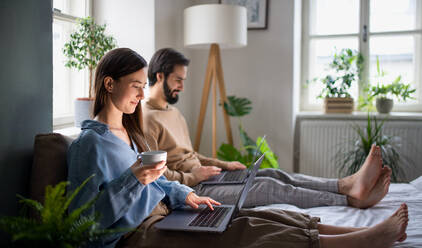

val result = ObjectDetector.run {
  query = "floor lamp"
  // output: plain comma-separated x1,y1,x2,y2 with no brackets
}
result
184,4,247,157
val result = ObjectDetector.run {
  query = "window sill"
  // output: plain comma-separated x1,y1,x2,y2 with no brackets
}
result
296,111,422,121
54,126,81,139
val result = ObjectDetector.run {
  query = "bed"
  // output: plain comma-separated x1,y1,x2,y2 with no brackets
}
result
32,133,421,247
256,176,422,247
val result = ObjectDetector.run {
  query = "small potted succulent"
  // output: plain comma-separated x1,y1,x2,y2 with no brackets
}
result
359,57,416,114
311,48,364,113
63,17,116,127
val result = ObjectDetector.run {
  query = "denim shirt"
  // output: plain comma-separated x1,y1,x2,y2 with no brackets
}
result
67,120,193,247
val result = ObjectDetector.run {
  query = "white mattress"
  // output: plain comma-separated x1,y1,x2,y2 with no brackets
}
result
255,176,422,247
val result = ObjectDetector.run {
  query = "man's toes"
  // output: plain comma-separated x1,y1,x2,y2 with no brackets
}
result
398,233,407,242
383,165,392,175
369,144,377,156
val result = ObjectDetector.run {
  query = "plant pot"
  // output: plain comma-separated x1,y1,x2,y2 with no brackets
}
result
376,98,393,114
324,97,354,113
74,98,94,127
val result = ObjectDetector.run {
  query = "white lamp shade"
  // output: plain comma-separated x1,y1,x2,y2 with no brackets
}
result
184,4,247,49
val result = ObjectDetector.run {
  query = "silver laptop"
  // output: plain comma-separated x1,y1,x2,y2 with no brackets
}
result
154,154,265,233
201,135,266,185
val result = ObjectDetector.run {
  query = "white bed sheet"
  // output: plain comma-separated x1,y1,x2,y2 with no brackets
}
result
255,177,422,247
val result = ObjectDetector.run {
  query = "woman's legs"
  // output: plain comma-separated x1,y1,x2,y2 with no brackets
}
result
319,203,409,248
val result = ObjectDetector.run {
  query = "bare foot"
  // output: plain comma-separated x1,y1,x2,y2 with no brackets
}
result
368,203,409,247
319,204,408,248
340,144,383,200
348,166,390,208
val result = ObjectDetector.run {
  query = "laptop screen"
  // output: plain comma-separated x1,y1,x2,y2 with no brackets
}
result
233,154,265,214
250,135,266,167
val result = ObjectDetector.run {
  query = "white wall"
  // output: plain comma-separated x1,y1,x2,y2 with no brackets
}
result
155,0,195,126
155,0,297,172
93,0,155,62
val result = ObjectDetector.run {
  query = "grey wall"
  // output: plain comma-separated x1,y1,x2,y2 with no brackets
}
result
155,0,297,172
0,0,52,219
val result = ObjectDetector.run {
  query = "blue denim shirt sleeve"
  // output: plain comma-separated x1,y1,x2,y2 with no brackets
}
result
67,131,165,234
155,175,193,209
67,120,199,248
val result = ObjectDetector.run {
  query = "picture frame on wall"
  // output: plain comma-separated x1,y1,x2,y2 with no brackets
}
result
220,0,268,29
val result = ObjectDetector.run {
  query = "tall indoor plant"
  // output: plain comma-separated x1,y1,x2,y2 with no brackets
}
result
217,95,279,169
311,48,364,113
63,16,116,126
334,114,409,182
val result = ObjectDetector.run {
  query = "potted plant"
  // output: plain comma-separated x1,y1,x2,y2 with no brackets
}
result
311,48,364,113
63,16,116,127
359,57,415,114
217,95,279,169
0,175,126,247
334,114,412,182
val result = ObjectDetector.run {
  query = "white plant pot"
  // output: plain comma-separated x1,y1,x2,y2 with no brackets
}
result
74,98,94,127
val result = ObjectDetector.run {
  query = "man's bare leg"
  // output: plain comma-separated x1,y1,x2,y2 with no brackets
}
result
319,203,409,248
338,144,383,200
347,166,391,208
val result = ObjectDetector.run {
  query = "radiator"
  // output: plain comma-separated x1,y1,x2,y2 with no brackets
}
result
296,117,422,182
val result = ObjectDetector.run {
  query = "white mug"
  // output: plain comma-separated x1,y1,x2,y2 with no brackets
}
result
139,151,167,166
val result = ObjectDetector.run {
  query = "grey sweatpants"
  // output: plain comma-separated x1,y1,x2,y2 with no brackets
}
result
193,168,348,208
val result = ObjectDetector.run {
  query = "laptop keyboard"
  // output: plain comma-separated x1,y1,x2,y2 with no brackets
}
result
188,206,230,228
222,170,248,182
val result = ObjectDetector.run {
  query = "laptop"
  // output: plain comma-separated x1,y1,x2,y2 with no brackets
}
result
155,153,265,233
201,135,266,185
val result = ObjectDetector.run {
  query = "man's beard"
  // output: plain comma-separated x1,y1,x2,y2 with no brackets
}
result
163,78,179,105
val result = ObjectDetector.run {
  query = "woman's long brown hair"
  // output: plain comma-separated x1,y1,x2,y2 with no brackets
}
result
93,48,148,151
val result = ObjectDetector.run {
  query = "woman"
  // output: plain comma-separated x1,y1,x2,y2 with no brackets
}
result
68,48,409,248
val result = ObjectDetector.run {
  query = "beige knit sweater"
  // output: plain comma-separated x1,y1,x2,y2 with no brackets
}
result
142,99,230,187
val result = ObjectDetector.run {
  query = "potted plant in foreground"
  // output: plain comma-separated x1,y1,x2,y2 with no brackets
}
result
311,48,363,113
63,16,116,127
359,57,415,114
0,176,126,247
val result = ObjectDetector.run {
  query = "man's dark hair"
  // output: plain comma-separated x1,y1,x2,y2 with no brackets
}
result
148,48,190,86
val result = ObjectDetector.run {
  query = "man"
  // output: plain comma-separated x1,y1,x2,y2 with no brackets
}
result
142,48,391,209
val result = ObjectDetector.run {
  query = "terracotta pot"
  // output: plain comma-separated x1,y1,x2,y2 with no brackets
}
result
74,98,94,127
376,98,393,114
324,97,354,113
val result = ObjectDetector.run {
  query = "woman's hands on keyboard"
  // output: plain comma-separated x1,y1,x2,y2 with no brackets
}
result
185,192,221,210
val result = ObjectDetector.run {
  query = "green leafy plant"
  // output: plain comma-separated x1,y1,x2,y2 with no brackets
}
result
310,48,364,99
358,57,416,110
0,175,126,247
334,114,407,182
63,16,116,98
217,96,279,169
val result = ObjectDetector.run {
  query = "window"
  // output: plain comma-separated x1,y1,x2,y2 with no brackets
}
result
52,0,91,128
301,0,422,112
